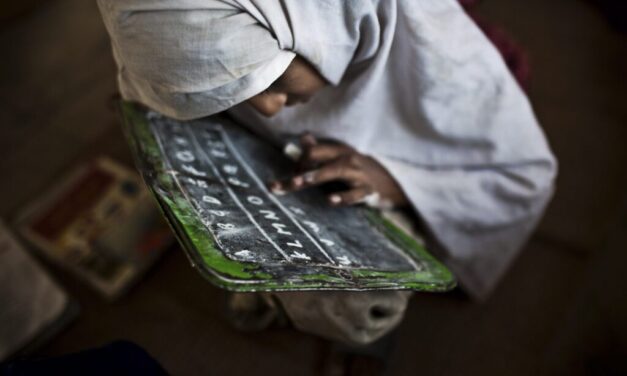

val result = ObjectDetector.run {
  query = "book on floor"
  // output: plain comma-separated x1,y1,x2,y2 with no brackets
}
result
15,157,174,299
0,220,78,361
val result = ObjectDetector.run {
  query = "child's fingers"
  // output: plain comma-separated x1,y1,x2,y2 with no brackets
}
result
328,187,373,206
299,132,317,148
295,158,363,189
299,144,353,171
269,180,287,195
297,133,320,170
297,133,353,171
269,175,307,193
270,157,363,194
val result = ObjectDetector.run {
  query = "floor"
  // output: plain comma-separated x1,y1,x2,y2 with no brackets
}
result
1,0,625,375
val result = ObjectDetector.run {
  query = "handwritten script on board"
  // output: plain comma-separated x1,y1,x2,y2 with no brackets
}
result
121,102,456,292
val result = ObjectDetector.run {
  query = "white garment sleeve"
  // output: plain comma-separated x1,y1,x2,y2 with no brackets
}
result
374,154,556,300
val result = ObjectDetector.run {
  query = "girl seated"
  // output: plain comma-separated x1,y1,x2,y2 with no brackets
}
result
98,0,556,346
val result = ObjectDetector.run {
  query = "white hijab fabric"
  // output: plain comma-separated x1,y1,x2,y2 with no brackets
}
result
99,0,557,300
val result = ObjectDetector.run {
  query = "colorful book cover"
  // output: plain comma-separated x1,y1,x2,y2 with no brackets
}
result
15,157,173,299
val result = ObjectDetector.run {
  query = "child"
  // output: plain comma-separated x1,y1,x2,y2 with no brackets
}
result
98,0,556,346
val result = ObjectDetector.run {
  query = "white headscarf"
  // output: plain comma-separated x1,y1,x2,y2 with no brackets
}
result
99,0,557,300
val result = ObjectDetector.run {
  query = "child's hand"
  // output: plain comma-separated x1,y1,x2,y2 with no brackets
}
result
270,134,409,208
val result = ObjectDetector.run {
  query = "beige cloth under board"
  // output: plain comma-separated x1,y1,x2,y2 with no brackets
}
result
272,290,412,346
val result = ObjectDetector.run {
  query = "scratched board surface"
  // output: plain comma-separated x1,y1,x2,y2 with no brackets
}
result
121,102,455,292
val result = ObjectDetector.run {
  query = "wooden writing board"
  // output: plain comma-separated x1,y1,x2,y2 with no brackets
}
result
120,102,456,292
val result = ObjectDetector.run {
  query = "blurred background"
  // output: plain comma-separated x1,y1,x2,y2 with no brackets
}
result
1,0,626,374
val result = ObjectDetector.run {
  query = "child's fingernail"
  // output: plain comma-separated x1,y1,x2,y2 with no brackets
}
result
284,142,303,161
292,176,304,187
329,195,342,205
270,182,286,196
303,172,316,183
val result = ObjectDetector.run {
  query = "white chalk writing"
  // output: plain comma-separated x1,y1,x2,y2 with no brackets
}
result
272,223,292,236
176,150,195,162
202,195,221,205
